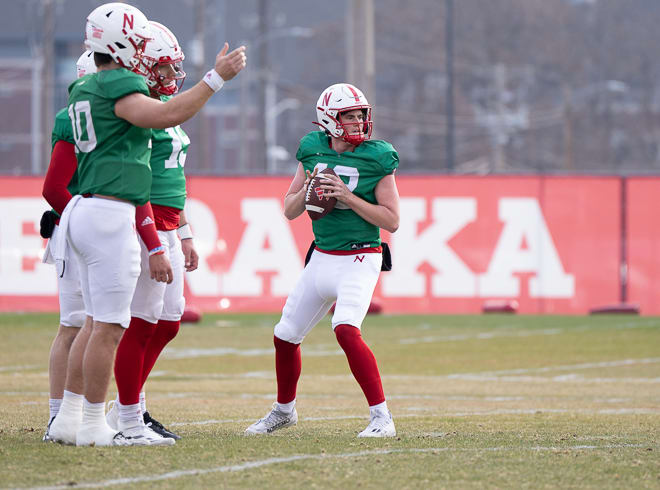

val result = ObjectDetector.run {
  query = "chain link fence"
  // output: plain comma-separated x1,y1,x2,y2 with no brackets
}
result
2,0,659,176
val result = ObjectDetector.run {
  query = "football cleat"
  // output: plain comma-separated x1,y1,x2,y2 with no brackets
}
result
76,422,119,447
144,411,180,440
244,403,298,435
113,424,176,446
48,413,80,446
357,410,396,438
42,416,55,442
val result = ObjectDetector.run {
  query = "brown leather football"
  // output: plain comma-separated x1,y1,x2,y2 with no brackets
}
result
305,167,338,220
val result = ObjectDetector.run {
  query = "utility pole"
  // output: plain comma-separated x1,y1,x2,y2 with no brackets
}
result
444,0,455,172
346,0,375,105
562,85,574,171
257,0,269,173
41,0,55,175
239,40,249,173
194,0,208,172
493,63,507,172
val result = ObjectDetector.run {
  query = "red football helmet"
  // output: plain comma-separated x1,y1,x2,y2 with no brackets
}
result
314,83,373,146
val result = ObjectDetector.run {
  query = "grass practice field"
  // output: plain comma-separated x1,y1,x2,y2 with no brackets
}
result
1,312,659,489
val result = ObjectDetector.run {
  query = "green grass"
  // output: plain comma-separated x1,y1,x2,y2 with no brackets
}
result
1,313,659,489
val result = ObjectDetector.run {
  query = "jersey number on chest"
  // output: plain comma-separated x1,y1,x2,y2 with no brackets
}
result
164,126,190,168
314,163,359,210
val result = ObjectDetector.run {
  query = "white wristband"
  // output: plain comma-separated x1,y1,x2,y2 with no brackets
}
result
177,223,193,240
202,69,225,93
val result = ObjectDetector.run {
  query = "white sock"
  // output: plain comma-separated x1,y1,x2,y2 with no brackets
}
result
369,401,388,416
139,391,146,415
57,390,84,420
81,398,106,427
117,400,143,430
276,400,296,414
49,398,62,420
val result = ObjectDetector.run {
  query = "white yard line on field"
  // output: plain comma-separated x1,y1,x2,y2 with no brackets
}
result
161,347,341,360
400,328,563,344
25,444,651,490
401,319,658,345
441,375,660,384
448,357,660,377
169,407,660,427
0,391,49,396
0,364,42,372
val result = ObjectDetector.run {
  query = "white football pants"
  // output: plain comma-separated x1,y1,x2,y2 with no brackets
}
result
273,249,382,344
130,229,185,324
66,197,141,328
43,224,85,328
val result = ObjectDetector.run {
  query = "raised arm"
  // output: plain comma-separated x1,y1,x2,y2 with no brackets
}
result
115,43,246,129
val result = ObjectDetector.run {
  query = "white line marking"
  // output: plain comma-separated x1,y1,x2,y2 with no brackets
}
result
25,444,651,489
457,357,660,376
441,375,660,384
0,364,42,372
0,391,49,396
399,320,659,345
161,347,341,360
170,408,660,427
400,328,562,345
144,365,660,384
148,371,275,379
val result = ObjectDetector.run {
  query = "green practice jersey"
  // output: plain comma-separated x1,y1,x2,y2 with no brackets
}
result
67,68,152,205
50,107,79,217
149,95,189,210
296,131,399,251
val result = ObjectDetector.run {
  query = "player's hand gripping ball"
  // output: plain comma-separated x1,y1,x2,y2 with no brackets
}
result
305,168,338,220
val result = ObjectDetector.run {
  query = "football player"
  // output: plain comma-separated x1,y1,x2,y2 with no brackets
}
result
48,2,246,447
42,50,173,445
245,83,400,437
40,51,96,442
106,21,198,442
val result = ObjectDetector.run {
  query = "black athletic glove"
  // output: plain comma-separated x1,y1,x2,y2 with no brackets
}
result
39,210,58,239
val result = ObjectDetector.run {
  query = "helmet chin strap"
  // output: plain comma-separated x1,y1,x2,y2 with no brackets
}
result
339,120,369,146
342,132,366,146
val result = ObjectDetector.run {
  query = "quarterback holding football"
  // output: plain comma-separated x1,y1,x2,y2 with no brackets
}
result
246,83,400,437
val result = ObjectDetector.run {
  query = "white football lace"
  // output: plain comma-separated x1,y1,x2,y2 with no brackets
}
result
304,179,315,202
263,409,291,427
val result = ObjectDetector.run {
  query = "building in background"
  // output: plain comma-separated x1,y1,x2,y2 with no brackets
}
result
0,0,657,177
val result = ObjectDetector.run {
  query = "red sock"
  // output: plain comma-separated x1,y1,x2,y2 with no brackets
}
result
274,335,301,404
141,319,180,387
334,324,385,406
115,317,157,405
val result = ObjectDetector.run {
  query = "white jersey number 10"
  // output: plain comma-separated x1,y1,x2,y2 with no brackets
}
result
68,101,97,153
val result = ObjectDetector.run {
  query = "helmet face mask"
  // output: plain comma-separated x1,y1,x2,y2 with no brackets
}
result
337,108,372,146
314,83,373,146
84,2,152,74
150,61,186,96
138,21,186,96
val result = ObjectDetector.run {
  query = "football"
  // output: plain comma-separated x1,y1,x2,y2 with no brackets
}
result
305,168,338,220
